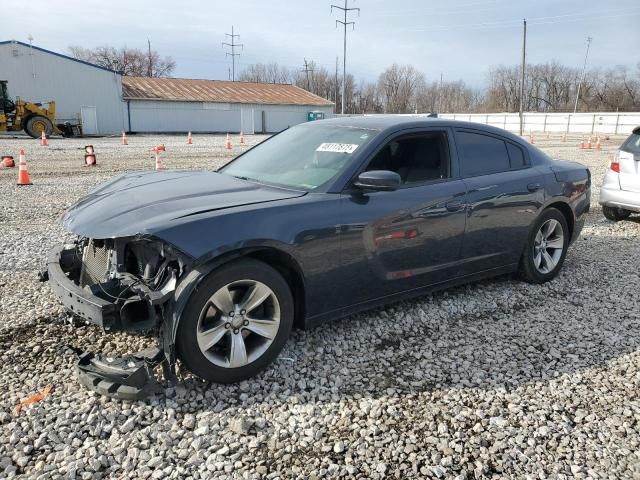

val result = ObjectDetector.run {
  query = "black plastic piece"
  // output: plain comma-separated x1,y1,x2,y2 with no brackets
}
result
76,347,166,400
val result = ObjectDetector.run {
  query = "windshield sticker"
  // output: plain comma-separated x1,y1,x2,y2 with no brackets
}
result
316,143,359,154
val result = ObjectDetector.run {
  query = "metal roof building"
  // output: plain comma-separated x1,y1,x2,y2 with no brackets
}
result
0,40,334,135
122,77,334,134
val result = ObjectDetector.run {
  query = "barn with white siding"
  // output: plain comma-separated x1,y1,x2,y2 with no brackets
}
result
122,77,334,134
0,40,334,135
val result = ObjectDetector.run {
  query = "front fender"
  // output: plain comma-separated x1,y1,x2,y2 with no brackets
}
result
167,243,302,349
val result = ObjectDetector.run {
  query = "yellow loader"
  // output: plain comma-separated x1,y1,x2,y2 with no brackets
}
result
0,80,62,138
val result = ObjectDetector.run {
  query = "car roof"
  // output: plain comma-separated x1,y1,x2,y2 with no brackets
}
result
317,115,528,145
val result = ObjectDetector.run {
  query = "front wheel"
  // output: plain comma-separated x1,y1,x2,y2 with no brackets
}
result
176,258,294,383
519,208,569,284
25,115,54,138
602,206,631,222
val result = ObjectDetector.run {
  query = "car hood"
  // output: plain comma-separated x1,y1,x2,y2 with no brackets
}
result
61,170,306,238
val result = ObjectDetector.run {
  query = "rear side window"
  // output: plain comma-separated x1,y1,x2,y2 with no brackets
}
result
621,132,640,155
456,131,510,177
507,143,526,168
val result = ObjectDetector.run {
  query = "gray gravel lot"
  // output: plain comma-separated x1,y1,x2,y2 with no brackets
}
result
1,131,639,479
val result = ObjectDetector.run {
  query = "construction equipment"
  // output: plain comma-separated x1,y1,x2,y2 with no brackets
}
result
0,80,62,138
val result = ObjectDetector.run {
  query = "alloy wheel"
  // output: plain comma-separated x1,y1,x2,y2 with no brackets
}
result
533,219,564,274
196,279,281,368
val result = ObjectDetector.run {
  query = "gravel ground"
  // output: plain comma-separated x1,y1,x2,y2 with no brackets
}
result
1,131,639,479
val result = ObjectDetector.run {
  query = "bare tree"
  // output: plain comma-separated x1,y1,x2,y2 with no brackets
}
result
68,45,176,77
378,64,425,113
238,63,291,84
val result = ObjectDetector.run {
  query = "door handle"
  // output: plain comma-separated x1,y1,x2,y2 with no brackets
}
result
527,183,541,192
445,201,464,212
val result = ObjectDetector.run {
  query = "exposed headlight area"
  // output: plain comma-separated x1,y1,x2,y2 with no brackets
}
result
54,236,189,332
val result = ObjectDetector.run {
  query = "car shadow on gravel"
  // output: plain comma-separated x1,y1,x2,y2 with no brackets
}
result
3,233,638,410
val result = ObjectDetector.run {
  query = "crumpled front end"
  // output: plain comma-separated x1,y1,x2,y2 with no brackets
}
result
46,235,192,399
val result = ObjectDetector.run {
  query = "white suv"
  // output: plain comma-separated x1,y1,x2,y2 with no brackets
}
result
600,127,640,221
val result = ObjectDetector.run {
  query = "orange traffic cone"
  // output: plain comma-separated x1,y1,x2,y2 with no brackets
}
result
587,136,592,149
187,131,193,145
84,145,97,166
17,149,32,185
579,138,585,149
595,136,601,150
41,130,48,146
1,155,14,168
239,131,245,144
225,133,232,150
155,149,165,170
122,131,128,145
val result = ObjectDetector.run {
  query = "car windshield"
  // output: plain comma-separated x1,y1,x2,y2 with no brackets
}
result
221,123,379,191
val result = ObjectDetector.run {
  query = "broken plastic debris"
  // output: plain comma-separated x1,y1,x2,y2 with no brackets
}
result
14,385,53,413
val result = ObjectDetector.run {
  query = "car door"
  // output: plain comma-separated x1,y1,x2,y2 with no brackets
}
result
454,129,544,274
335,128,468,308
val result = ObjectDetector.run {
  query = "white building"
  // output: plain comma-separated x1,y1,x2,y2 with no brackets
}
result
0,40,125,134
122,76,334,134
0,40,334,135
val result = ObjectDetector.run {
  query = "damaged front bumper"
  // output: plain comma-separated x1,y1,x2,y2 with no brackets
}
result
47,239,189,399
47,244,176,331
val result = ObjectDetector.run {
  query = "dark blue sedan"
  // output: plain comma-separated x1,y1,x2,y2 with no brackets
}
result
47,116,590,393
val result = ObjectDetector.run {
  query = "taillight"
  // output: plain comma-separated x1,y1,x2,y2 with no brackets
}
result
610,152,620,173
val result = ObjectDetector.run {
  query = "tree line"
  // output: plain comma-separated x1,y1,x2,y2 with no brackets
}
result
68,45,176,78
67,45,639,113
239,60,640,114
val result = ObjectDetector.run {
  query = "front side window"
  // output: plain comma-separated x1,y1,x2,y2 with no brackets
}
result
221,123,379,191
456,131,510,177
365,131,451,185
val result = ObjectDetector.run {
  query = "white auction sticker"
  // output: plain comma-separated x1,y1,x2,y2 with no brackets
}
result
316,143,359,154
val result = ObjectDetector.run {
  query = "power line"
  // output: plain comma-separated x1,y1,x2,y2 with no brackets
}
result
331,0,360,114
222,25,243,81
401,6,640,32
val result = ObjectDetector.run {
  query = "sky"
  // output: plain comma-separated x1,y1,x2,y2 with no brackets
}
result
4,0,640,88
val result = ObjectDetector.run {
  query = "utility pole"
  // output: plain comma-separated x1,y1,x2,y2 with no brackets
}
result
437,71,443,113
573,36,593,114
331,0,359,114
519,19,527,136
222,26,243,81
335,56,339,106
302,59,314,91
147,38,153,77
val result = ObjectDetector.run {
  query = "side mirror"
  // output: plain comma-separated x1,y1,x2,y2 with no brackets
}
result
354,170,401,192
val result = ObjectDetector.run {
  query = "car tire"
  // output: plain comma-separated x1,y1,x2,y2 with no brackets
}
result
176,258,294,383
602,205,631,222
519,208,569,284
25,115,54,138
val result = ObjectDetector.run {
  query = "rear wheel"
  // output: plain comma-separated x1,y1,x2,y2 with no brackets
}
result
602,206,631,222
25,115,54,138
519,208,569,284
176,258,294,383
